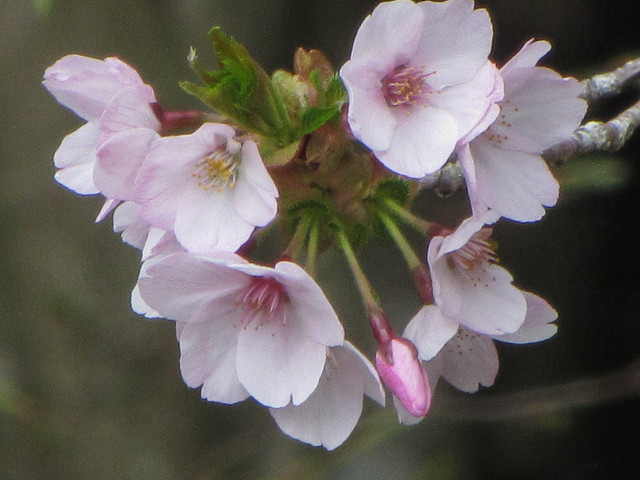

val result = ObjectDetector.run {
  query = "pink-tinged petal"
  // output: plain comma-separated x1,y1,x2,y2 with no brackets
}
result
232,140,278,227
112,201,149,249
431,211,498,258
341,62,397,152
138,252,247,321
174,186,254,252
457,143,485,217
376,337,431,418
381,106,458,177
414,0,492,88
438,328,499,393
269,343,383,450
43,55,145,121
272,261,344,346
493,68,586,153
178,317,249,404
135,135,210,230
131,282,160,318
94,198,120,222
236,316,326,408
471,141,559,222
432,62,503,145
347,0,424,72
496,292,558,344
404,305,459,361
95,128,159,200
53,122,100,194
98,84,159,141
501,40,551,75
433,257,527,335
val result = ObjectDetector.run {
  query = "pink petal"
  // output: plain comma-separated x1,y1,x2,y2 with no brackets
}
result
178,318,249,404
495,292,558,344
404,305,459,361
347,0,424,72
414,0,492,88
138,252,248,321
439,328,499,392
95,127,159,200
501,39,551,75
236,315,327,408
471,141,559,222
52,122,100,194
381,106,458,177
272,261,345,347
341,62,397,152
232,140,278,227
269,343,383,450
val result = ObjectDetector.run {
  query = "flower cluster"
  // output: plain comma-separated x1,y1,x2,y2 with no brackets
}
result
44,0,586,449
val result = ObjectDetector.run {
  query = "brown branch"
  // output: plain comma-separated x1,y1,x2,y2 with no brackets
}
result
581,57,640,102
543,98,640,166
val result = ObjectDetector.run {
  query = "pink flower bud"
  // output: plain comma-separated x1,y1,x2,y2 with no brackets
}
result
375,337,431,418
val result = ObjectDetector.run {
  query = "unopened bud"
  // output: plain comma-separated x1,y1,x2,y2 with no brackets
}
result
375,337,431,417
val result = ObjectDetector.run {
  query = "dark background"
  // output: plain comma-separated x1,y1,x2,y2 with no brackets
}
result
1,1,639,478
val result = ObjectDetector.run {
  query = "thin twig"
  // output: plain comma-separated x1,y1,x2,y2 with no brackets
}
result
543,98,640,166
581,57,640,102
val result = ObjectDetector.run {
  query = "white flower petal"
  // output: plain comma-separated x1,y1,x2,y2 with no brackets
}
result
237,315,326,408
178,319,249,404
404,305,459,360
438,328,499,393
495,292,558,344
269,343,382,450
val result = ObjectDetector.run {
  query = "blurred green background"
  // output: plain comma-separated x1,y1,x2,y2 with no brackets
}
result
1,0,639,478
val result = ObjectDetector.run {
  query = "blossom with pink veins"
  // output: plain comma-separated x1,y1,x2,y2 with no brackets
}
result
134,123,278,253
396,292,557,424
138,253,345,408
426,211,527,345
340,0,502,178
269,342,385,450
43,55,156,198
457,39,588,222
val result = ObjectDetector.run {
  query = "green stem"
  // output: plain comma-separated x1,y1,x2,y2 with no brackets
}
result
305,218,320,275
383,198,433,235
377,210,422,271
334,227,378,309
283,215,312,262
335,226,394,345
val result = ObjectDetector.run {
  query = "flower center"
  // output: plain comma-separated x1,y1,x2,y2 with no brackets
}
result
448,228,497,271
192,142,240,192
381,65,433,107
235,276,289,328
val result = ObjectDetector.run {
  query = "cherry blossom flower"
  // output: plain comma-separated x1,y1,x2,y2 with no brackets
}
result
138,253,345,408
43,55,156,196
340,0,501,178
269,342,385,450
409,292,557,392
395,292,557,424
134,123,278,253
425,212,527,349
458,40,588,222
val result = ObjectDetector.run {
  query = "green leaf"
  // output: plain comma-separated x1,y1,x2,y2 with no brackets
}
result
182,27,295,144
374,178,411,206
300,106,340,135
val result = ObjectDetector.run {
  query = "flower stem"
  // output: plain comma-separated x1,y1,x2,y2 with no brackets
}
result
335,225,394,344
305,218,320,275
383,198,433,235
282,215,312,262
377,210,422,271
